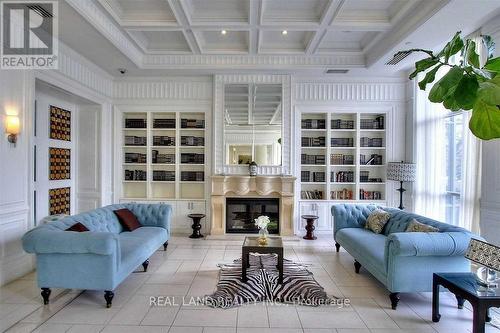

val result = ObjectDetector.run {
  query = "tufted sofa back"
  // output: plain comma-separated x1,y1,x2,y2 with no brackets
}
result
382,208,467,235
332,204,379,236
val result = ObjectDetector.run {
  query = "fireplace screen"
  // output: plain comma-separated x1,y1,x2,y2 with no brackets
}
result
226,198,279,234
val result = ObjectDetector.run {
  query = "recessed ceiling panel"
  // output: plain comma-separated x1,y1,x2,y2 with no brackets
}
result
335,0,410,23
182,0,250,24
128,30,191,53
261,0,330,25
318,30,380,52
260,31,314,54
100,0,177,26
197,30,249,53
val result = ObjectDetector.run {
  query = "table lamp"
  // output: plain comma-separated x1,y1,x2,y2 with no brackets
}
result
386,161,416,210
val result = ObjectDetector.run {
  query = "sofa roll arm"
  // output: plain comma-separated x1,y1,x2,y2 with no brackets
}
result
22,229,119,255
386,232,476,257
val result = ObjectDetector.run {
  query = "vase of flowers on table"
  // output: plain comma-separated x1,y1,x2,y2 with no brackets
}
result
255,215,270,246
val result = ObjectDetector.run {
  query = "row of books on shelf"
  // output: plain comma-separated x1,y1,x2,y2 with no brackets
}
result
331,137,354,147
181,136,204,146
301,171,325,182
301,119,326,129
301,136,326,147
181,119,204,129
125,170,147,181
360,190,383,200
181,171,204,181
125,118,205,129
125,153,146,164
152,151,175,164
301,190,323,200
331,189,353,200
153,170,175,181
332,171,354,183
360,116,384,130
330,154,354,165
153,136,175,146
181,153,204,164
359,171,383,183
360,154,383,165
331,119,355,129
124,136,146,146
360,137,383,147
301,154,325,165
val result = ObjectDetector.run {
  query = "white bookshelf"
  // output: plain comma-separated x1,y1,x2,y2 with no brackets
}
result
299,111,388,202
121,111,207,201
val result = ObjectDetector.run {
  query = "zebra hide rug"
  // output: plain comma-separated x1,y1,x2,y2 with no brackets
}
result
205,253,337,308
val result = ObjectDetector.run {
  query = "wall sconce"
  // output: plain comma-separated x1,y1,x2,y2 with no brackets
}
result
5,115,20,145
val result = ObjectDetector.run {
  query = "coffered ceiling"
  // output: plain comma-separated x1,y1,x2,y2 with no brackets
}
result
97,0,416,55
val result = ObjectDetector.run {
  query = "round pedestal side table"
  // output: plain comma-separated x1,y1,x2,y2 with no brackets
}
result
301,215,319,240
188,214,205,239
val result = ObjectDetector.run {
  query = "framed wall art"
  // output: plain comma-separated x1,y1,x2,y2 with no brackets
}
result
49,105,71,141
49,187,71,215
49,147,71,180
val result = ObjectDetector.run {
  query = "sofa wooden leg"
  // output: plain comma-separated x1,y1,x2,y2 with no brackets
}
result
354,260,361,274
104,290,114,308
142,259,149,272
390,293,400,310
335,242,340,252
163,241,168,251
41,288,51,305
456,296,465,309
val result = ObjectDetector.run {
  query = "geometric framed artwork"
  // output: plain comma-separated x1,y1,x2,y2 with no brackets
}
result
49,147,71,180
465,238,500,271
49,105,71,141
49,187,70,215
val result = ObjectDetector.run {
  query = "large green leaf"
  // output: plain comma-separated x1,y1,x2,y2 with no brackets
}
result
466,40,480,68
418,64,442,90
477,81,500,105
409,58,439,79
438,32,464,62
453,75,478,110
469,99,500,140
484,57,500,72
428,67,464,103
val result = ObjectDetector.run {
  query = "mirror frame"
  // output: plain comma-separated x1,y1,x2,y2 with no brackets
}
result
214,74,291,175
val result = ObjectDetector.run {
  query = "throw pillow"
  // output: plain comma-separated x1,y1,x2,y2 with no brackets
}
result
65,222,89,232
365,209,391,234
405,219,439,232
114,208,142,231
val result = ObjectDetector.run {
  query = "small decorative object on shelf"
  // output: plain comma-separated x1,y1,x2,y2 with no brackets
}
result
465,238,500,289
386,161,416,209
249,161,258,177
255,215,270,246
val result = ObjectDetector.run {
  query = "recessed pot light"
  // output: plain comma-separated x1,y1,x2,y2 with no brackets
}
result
221,30,227,35
282,30,288,35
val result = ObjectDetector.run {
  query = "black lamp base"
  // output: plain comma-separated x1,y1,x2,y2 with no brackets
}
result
396,181,406,210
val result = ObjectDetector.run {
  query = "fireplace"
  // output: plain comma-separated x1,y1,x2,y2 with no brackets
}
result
226,198,279,234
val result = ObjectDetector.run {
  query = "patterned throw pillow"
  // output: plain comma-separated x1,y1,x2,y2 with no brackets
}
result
365,209,391,234
405,219,439,232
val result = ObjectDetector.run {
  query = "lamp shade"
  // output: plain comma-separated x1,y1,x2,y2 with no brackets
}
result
5,115,20,134
465,238,500,271
386,162,416,182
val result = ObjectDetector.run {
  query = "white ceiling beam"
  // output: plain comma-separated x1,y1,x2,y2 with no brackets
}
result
167,0,201,54
269,102,281,125
249,0,261,54
306,0,344,55
224,109,232,124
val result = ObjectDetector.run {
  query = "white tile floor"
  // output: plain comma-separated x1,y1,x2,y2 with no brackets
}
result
1,235,499,333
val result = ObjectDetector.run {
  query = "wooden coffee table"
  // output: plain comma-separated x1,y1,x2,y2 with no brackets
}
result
242,236,284,284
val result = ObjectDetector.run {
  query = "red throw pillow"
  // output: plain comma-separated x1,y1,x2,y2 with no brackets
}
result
65,222,89,232
114,208,142,231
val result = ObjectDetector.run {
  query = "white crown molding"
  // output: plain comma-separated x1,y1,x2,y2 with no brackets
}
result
65,0,143,66
295,80,406,102
113,77,213,100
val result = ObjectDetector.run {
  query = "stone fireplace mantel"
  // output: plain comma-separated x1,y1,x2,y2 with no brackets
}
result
210,175,296,236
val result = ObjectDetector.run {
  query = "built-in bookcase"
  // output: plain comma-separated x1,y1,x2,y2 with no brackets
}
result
121,111,206,200
300,111,388,203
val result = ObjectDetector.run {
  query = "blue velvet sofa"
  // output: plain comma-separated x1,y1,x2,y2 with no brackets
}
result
332,204,479,309
22,203,171,307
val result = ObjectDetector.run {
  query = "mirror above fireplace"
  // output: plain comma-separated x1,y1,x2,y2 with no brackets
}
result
224,84,282,166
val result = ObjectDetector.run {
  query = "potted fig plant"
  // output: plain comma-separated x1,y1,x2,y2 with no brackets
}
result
398,31,500,140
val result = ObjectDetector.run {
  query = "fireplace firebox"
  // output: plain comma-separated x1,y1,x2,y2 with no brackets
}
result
226,198,279,234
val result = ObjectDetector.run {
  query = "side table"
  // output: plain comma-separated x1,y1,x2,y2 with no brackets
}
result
301,215,318,240
432,272,500,333
188,214,205,239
